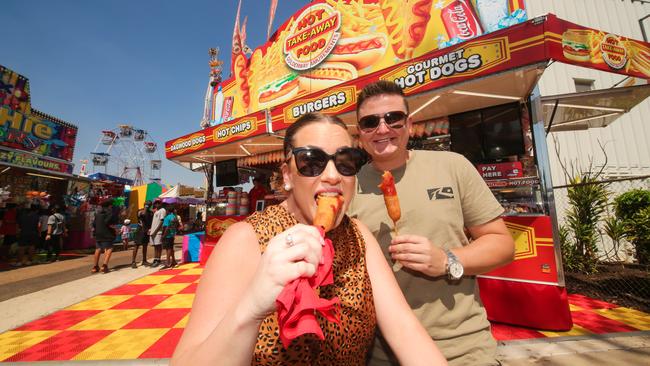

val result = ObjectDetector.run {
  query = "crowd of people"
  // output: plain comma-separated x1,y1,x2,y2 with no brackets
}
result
0,203,69,266
0,197,188,273
92,199,182,273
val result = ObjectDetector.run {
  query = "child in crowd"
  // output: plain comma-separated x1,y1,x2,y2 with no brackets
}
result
121,219,131,250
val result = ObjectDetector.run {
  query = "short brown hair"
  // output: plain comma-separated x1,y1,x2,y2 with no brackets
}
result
356,80,409,117
283,112,348,156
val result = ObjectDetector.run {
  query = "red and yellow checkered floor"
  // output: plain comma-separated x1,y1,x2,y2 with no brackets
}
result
1,263,649,362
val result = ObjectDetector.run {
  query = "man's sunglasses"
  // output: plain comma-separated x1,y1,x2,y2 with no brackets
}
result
286,146,368,177
357,110,408,132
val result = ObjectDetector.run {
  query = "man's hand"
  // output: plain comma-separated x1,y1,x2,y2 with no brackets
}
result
389,234,447,277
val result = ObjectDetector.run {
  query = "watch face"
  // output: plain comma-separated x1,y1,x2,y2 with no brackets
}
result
449,262,464,279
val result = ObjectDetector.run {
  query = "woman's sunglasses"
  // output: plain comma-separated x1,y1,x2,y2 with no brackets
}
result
286,146,368,177
357,110,408,132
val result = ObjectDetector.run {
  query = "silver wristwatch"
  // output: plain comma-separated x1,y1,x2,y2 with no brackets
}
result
445,249,464,280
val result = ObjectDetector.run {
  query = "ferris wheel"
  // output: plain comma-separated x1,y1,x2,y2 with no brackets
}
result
90,124,162,186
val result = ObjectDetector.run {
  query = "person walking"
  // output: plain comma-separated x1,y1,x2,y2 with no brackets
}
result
45,205,67,262
149,201,166,267
37,207,50,255
348,81,515,366
16,204,39,266
132,201,153,268
92,199,116,273
0,203,19,263
161,206,178,268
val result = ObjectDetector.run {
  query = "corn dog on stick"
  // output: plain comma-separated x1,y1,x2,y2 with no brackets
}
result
313,194,344,233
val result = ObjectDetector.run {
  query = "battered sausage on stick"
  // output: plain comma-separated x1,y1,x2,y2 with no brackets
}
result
378,171,401,232
313,194,344,233
379,171,403,271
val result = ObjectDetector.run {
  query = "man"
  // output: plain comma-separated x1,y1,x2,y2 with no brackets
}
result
0,203,19,262
92,199,116,273
16,204,40,266
348,80,515,365
132,201,153,268
248,176,269,212
161,205,178,268
45,205,67,262
149,201,167,267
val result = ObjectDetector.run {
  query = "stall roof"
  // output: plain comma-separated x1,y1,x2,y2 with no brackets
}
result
541,84,650,132
166,14,650,167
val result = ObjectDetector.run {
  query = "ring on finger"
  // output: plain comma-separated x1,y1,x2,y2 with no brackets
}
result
286,233,294,247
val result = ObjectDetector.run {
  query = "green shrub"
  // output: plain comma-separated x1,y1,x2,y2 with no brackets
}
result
614,189,650,265
603,215,627,261
563,174,609,273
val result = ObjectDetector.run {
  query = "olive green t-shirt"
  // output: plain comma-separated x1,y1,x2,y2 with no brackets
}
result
348,150,504,366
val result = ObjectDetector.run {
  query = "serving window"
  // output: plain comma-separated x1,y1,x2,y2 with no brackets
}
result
410,102,545,216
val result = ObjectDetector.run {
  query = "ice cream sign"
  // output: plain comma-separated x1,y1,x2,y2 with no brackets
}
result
284,3,341,70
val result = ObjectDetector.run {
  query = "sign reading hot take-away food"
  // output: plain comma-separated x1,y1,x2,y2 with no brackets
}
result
210,0,528,123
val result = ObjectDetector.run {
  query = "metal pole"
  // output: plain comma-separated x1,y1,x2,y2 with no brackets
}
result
639,14,650,42
529,86,566,287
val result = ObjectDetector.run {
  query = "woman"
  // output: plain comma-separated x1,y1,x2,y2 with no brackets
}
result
172,113,446,365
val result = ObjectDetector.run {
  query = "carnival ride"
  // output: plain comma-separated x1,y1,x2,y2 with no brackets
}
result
90,124,162,186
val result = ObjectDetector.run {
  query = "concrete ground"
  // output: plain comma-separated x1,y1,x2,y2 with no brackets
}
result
1,243,648,365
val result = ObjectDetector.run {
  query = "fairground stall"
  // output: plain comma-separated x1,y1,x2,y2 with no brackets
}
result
166,0,650,331
0,65,78,207
0,65,93,250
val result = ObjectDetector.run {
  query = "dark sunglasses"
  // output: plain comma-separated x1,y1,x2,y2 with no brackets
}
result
286,146,368,177
358,110,408,132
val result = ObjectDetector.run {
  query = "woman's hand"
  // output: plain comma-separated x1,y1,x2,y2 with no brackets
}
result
244,224,324,320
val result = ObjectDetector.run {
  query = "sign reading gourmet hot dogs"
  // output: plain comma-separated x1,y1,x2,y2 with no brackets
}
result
382,37,508,93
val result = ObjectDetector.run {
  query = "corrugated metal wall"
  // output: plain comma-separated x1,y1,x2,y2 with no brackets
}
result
527,0,650,184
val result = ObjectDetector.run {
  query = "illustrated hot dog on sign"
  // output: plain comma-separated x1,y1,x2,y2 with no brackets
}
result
380,0,434,59
325,0,388,69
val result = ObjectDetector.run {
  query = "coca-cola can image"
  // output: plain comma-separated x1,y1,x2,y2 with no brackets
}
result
441,0,483,41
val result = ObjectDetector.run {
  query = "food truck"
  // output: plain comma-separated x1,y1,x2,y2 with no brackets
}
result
165,0,650,330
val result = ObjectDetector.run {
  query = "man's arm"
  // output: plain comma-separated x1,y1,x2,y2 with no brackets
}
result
451,217,514,275
390,218,514,277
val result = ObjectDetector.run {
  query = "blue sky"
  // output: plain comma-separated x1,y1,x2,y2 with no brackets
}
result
1,0,306,187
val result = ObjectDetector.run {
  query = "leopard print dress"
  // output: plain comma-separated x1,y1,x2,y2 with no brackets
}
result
246,204,377,365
